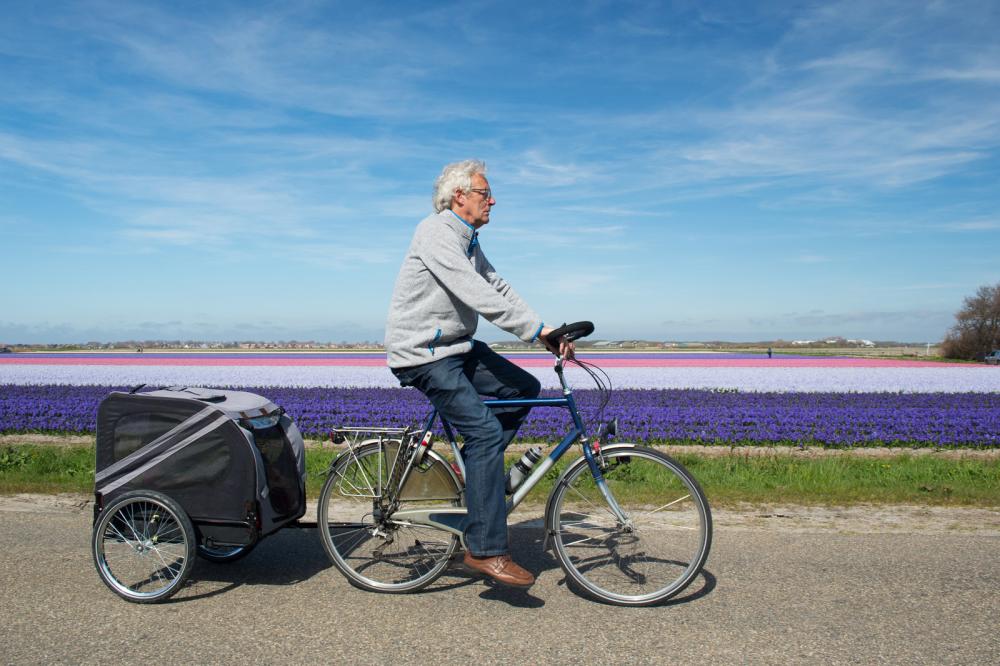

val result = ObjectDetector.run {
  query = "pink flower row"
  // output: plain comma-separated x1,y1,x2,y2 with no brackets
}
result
0,356,959,368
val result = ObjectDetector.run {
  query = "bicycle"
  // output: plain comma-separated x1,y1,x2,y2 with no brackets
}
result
317,322,712,606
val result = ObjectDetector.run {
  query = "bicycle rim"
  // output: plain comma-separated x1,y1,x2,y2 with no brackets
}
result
550,447,712,606
318,443,460,593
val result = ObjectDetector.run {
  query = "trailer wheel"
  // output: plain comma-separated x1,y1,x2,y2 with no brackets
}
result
197,543,255,563
92,490,196,603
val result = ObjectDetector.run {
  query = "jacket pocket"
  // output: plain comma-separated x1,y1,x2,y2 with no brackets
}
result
428,328,442,356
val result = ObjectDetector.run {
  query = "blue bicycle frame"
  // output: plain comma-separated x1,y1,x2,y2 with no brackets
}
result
389,357,628,541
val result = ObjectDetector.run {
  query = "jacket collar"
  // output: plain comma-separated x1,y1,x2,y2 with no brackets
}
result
441,210,479,256
443,209,476,240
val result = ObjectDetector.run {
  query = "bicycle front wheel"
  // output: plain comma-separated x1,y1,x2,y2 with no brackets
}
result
548,446,712,606
318,442,462,593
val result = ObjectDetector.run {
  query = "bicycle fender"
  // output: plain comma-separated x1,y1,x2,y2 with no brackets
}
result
541,442,641,552
325,441,464,495
326,439,465,480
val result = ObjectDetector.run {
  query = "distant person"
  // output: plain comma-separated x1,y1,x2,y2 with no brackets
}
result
767,347,773,359
384,159,574,589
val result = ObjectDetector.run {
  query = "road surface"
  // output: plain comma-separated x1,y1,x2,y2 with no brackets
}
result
1,496,997,665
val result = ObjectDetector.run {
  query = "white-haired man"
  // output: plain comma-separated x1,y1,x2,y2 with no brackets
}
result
385,159,572,588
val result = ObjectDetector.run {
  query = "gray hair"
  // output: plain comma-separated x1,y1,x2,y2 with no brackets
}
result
432,159,487,213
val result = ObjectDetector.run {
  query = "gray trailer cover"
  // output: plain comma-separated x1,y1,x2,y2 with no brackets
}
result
95,387,306,542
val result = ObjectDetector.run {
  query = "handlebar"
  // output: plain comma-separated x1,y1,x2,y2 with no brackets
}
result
543,321,594,349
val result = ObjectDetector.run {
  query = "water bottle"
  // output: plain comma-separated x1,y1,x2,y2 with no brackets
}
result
505,446,543,494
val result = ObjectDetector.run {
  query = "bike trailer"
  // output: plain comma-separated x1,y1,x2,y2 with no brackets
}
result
94,386,306,547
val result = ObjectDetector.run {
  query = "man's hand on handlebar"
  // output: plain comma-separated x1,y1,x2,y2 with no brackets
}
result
540,326,576,360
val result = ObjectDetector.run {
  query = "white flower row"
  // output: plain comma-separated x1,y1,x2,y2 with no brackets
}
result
1,364,998,392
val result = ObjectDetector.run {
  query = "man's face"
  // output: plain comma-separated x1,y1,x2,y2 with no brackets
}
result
453,173,495,228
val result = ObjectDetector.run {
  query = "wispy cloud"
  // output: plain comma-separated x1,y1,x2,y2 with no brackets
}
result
938,220,1000,232
881,283,967,292
505,149,600,188
799,48,898,73
788,308,951,327
490,222,632,249
556,205,663,218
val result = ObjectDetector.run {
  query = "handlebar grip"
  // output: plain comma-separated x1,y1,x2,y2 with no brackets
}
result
543,321,594,347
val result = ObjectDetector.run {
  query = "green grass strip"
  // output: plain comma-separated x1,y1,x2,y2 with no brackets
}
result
0,444,96,494
672,452,1000,506
2,444,998,507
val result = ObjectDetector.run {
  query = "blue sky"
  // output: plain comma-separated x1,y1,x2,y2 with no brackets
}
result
1,0,998,344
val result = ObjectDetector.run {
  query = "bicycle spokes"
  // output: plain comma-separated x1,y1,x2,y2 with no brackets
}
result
549,447,711,606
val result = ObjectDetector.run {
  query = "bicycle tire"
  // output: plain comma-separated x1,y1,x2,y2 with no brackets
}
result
318,442,462,593
92,490,196,603
197,543,255,563
547,446,712,606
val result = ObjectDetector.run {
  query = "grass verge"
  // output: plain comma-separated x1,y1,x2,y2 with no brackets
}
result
2,443,998,507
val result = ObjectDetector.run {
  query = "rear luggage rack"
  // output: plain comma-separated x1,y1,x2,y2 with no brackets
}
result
329,426,414,448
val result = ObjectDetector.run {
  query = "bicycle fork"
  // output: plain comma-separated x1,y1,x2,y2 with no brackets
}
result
583,440,630,525
541,442,635,552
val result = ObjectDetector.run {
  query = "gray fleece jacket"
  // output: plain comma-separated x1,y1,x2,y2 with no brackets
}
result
385,210,544,369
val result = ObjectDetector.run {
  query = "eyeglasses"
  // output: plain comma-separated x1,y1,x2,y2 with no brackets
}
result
468,188,493,200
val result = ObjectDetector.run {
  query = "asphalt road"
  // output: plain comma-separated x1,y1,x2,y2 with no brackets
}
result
1,499,998,665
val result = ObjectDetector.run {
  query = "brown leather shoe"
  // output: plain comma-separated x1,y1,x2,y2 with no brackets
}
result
462,552,535,588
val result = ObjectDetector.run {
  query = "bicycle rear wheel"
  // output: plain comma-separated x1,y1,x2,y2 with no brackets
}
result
318,442,462,593
548,446,711,606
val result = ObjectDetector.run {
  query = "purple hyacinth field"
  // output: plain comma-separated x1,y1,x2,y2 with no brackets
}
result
2,384,998,447
2,352,997,447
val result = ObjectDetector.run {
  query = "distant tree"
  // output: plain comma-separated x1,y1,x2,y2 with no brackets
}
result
941,282,1000,360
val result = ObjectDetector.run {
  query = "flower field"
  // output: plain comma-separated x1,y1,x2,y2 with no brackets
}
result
1,351,997,392
2,384,999,447
1,351,997,447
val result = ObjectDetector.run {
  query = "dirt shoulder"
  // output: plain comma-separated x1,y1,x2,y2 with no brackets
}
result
3,492,996,535
6,432,996,460
0,434,95,446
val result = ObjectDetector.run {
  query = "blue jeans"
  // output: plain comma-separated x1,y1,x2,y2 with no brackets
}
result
392,340,541,556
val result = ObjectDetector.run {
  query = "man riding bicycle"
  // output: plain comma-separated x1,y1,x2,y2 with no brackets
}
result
385,159,573,588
